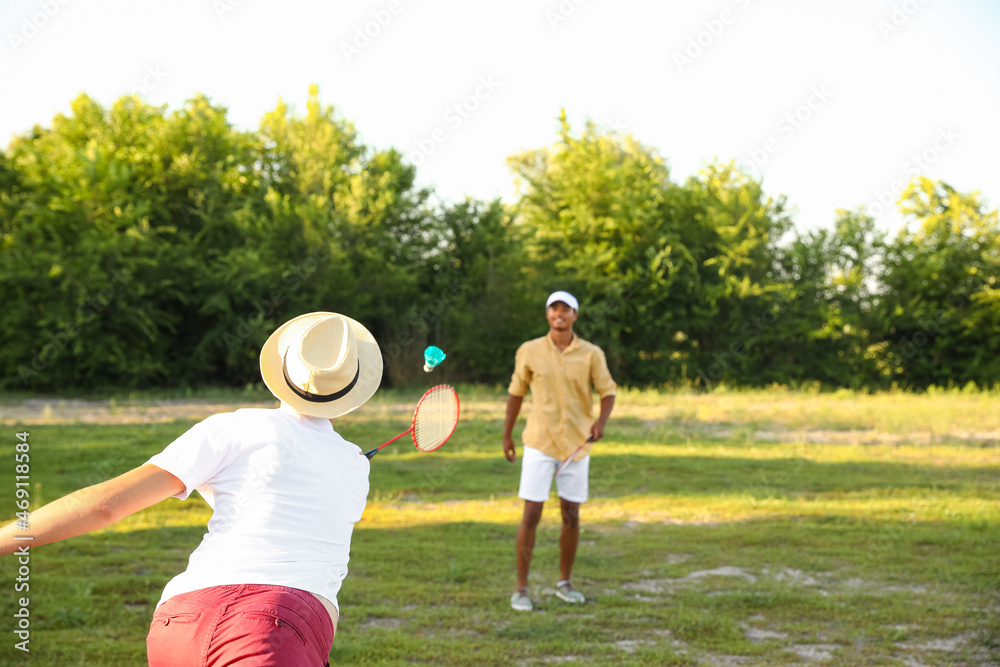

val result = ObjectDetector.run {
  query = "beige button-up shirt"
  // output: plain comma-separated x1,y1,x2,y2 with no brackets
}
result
508,333,617,460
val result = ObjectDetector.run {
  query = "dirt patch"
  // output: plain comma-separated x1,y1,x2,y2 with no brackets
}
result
767,568,821,587
618,565,940,614
787,643,838,661
538,657,583,664
619,579,668,594
615,639,656,653
619,565,759,596
358,617,405,630
762,570,928,597
683,566,757,583
0,398,277,426
842,578,928,595
699,655,751,666
609,566,984,665
895,632,976,652
744,627,789,643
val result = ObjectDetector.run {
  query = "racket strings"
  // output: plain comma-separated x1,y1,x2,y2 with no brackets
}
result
413,386,459,452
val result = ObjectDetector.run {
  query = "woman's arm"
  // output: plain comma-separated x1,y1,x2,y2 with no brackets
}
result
0,464,185,557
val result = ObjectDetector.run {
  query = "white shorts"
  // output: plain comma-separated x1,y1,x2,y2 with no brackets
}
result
518,446,589,504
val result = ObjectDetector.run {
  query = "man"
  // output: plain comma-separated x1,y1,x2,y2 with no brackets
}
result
503,290,616,611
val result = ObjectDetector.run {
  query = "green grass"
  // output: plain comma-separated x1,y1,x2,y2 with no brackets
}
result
1,389,998,665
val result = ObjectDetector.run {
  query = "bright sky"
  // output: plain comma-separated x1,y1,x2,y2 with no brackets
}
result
2,0,998,233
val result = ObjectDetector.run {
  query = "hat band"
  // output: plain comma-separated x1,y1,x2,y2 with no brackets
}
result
281,354,360,404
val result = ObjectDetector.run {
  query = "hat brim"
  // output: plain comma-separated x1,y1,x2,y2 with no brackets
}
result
260,312,383,419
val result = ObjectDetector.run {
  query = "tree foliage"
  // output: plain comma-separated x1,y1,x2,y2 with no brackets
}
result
1,94,997,392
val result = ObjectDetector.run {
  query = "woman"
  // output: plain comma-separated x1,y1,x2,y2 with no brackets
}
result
0,312,382,666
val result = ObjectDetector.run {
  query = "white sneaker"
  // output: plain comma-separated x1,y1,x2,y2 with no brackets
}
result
555,581,585,603
510,588,533,611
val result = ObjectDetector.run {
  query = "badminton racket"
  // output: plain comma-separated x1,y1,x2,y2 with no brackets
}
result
363,384,460,459
555,436,594,476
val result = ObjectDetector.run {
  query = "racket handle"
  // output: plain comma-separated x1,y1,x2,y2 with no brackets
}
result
555,436,594,476
361,430,412,458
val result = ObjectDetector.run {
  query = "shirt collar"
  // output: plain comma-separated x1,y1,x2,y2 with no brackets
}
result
546,332,579,353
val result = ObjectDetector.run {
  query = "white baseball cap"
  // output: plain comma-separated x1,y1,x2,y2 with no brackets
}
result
545,290,579,312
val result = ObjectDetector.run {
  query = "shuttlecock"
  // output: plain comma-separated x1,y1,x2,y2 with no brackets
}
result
423,346,446,372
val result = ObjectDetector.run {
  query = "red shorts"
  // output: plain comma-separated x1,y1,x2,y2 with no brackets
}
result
146,584,334,667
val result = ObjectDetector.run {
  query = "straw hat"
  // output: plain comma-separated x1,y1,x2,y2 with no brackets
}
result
260,312,383,418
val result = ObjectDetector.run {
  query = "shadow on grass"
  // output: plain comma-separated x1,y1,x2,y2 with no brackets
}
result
364,453,996,501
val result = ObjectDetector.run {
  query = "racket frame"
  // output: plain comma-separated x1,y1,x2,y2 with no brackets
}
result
411,383,460,453
363,384,459,459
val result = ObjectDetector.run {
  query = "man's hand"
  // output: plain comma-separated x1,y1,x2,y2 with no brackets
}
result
503,434,517,462
589,421,606,442
589,395,614,443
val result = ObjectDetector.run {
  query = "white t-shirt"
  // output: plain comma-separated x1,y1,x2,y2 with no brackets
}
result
145,405,370,612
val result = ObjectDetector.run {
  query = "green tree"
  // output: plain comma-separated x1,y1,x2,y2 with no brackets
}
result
431,199,536,383
0,87,444,390
508,112,684,384
508,115,792,387
678,163,791,388
766,209,888,388
878,178,1000,387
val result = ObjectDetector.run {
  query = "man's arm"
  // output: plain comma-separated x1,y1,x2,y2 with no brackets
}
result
0,464,185,557
590,395,615,441
502,394,524,462
589,344,617,442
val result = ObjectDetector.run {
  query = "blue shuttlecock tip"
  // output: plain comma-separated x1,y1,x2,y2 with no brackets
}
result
423,346,446,372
